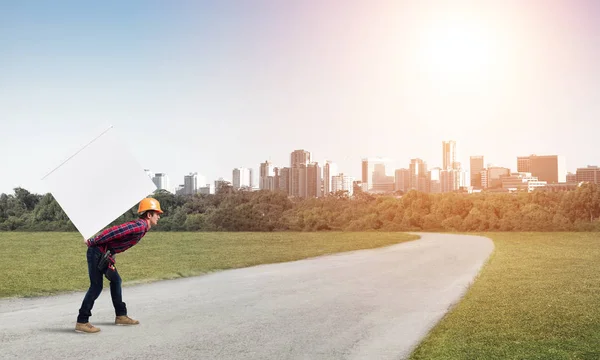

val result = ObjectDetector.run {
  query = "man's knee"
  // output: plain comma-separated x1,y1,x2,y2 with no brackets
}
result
105,267,121,284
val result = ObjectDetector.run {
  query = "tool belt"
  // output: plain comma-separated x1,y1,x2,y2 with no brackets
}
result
97,249,113,272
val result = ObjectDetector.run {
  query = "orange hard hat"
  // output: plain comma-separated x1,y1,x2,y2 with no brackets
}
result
138,197,163,214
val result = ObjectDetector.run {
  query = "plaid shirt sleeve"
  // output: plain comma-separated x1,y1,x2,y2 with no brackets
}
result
87,221,146,247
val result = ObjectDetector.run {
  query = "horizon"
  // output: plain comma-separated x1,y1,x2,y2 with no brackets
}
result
2,1,599,195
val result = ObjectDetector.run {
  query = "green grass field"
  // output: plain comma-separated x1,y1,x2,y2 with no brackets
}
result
0,231,418,298
410,232,600,360
2,231,599,358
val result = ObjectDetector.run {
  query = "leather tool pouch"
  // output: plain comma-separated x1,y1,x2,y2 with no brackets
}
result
97,250,112,272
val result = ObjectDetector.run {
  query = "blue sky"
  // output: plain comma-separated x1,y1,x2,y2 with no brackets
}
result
2,0,600,194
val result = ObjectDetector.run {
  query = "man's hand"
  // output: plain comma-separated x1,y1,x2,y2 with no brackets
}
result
83,238,89,246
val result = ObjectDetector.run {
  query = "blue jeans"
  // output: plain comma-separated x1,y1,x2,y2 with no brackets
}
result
77,247,127,323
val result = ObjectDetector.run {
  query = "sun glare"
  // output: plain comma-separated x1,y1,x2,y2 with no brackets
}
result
415,14,501,89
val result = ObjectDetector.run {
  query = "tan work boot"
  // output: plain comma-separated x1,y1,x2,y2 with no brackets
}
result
75,322,101,333
115,315,140,325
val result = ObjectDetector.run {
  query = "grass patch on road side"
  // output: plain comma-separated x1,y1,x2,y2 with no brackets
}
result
410,232,600,360
0,231,418,298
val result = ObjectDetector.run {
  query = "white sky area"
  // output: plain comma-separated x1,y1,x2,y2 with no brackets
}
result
1,1,599,194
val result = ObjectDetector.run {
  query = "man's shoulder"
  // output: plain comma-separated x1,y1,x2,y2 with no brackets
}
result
123,219,148,229
109,219,147,232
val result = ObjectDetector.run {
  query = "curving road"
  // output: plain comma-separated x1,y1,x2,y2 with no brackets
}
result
0,233,493,359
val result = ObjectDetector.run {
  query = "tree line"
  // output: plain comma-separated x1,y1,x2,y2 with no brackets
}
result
2,183,600,233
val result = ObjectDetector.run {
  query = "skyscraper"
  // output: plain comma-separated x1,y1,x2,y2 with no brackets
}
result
307,162,322,198
518,155,566,184
361,157,394,193
442,141,457,170
517,156,531,173
259,160,274,190
409,158,427,192
290,150,311,197
278,167,291,194
332,173,355,196
152,173,170,191
470,156,484,188
394,168,410,193
232,168,251,189
323,160,338,196
183,172,198,195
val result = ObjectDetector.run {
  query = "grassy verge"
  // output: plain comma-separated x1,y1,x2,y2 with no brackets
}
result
0,231,418,298
410,232,600,360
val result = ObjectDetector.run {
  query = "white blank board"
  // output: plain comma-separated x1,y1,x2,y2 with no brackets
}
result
43,127,156,239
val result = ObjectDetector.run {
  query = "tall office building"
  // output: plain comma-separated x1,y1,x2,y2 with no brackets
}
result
332,173,355,196
486,166,511,188
518,155,566,184
470,156,484,188
517,156,531,173
232,168,251,189
278,167,291,194
183,172,198,195
152,173,170,191
576,166,600,184
429,167,442,193
409,158,428,192
307,162,322,198
394,168,410,193
291,150,311,197
442,141,457,170
259,160,274,190
249,168,255,189
323,160,338,196
362,157,394,193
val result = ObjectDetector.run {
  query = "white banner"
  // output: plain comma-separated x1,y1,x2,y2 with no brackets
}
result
42,126,157,239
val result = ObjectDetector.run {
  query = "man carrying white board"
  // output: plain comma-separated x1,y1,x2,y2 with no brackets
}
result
75,197,163,334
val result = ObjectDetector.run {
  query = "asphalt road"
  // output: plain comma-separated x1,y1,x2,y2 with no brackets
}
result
0,233,493,360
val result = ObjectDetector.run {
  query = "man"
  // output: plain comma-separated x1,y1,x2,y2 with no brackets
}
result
75,197,163,333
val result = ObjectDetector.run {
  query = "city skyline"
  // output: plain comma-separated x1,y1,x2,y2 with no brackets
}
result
142,142,575,196
2,1,600,194
0,135,592,195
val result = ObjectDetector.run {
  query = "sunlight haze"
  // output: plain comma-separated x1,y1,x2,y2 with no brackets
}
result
1,0,599,194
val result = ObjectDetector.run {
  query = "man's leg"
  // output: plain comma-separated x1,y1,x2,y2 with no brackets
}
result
76,247,104,332
107,266,139,325
106,265,127,316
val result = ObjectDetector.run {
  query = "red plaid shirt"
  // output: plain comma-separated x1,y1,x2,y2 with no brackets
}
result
86,219,149,264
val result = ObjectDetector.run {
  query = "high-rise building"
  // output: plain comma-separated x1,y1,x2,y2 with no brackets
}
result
470,156,484,188
152,173,170,191
486,167,511,188
249,168,255,189
184,172,198,195
519,155,566,184
198,184,215,195
332,173,355,196
278,167,291,194
214,177,230,193
306,162,322,198
259,161,274,190
429,167,442,193
323,160,338,196
232,168,251,189
394,168,410,193
442,141,457,170
409,158,427,192
576,166,600,184
362,157,394,193
517,156,531,173
291,150,311,197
